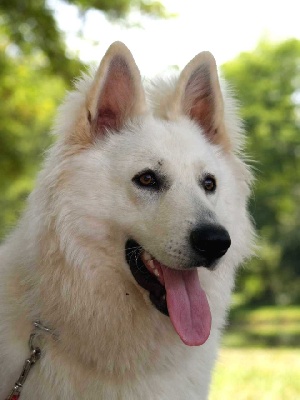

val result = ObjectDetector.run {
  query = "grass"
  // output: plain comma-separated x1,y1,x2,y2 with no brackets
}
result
210,348,300,400
209,306,300,399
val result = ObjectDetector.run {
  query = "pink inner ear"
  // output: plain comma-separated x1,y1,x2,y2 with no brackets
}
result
97,108,118,131
184,65,216,137
94,56,135,135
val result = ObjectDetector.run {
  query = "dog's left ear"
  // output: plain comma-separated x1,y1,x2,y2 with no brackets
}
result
86,41,146,138
171,52,230,151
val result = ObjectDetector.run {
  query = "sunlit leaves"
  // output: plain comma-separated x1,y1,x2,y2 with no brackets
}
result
222,39,300,305
0,48,65,236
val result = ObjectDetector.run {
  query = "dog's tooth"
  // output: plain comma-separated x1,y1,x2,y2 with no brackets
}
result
154,269,160,277
148,260,155,270
143,251,152,261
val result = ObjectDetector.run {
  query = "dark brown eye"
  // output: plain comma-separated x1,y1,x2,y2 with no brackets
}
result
203,175,216,192
139,173,156,186
133,170,159,189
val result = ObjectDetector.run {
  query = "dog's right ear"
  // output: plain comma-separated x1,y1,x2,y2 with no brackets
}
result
85,42,146,140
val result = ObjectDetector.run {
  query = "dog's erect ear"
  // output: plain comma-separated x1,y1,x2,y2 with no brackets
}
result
86,42,146,137
171,52,230,150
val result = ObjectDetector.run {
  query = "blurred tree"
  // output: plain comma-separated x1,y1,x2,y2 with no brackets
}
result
0,0,167,238
0,35,65,234
222,39,300,305
0,0,168,81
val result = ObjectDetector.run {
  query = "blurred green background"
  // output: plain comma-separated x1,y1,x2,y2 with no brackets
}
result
0,1,299,398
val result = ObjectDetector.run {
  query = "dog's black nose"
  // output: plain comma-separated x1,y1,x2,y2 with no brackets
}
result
190,225,231,265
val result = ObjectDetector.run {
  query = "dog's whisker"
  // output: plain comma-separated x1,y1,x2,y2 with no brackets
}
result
127,245,149,275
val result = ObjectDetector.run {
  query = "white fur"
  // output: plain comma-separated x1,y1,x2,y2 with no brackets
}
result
0,42,254,399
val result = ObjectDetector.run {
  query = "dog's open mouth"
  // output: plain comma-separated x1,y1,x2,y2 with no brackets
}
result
125,239,211,346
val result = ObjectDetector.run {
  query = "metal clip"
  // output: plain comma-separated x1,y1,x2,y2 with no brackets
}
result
5,347,41,400
5,321,56,400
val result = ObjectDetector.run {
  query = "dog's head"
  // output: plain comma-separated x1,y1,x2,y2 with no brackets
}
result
51,42,253,346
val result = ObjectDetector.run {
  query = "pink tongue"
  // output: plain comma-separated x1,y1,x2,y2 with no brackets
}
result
162,266,211,346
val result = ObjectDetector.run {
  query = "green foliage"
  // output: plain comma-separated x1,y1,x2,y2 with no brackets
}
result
65,0,169,18
225,305,300,348
222,39,300,305
0,0,168,81
0,40,65,236
0,0,82,81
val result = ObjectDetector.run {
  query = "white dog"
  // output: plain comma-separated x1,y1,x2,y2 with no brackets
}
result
0,42,254,399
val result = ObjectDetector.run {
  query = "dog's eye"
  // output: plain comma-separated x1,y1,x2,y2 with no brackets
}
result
133,170,159,189
202,175,216,192
139,173,156,186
